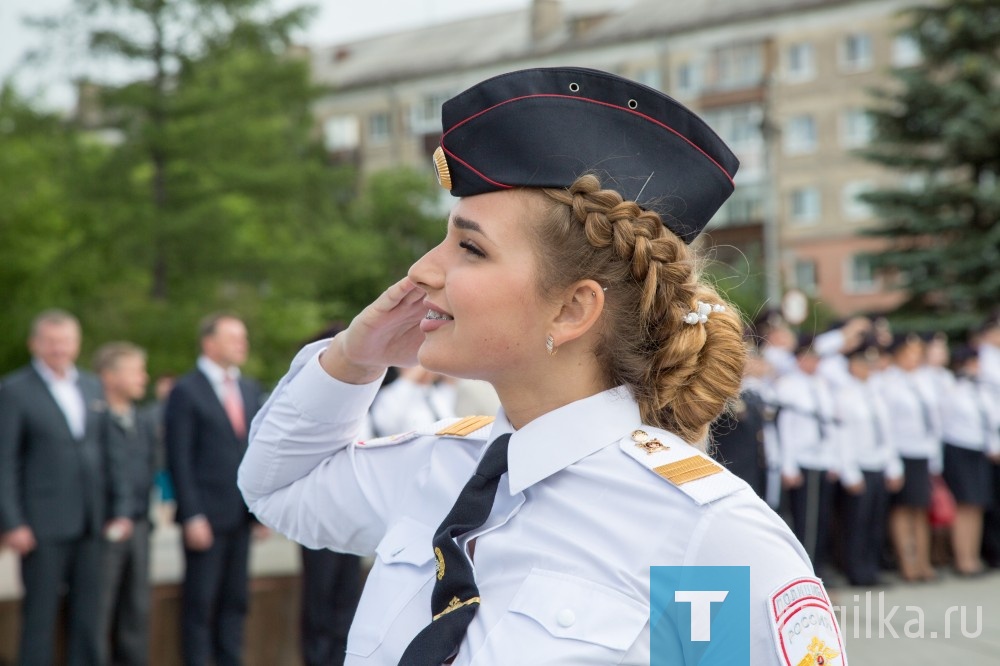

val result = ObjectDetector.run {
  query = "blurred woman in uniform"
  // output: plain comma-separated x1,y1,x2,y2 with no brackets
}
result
939,346,1000,576
875,334,941,581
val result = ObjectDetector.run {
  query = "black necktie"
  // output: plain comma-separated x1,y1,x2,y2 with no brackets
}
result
399,433,511,665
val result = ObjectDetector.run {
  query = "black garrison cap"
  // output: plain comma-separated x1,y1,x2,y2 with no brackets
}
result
431,67,739,243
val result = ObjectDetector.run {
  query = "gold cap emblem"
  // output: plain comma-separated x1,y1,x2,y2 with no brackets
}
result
432,146,452,191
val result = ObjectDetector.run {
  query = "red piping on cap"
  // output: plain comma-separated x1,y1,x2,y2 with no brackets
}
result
442,93,735,188
442,146,514,190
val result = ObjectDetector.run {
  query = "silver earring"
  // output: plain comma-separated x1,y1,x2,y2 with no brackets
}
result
545,334,557,355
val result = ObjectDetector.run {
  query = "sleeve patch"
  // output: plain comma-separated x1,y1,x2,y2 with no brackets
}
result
768,577,848,666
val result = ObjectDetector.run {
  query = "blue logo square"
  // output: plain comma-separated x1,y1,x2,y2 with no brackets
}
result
651,566,751,666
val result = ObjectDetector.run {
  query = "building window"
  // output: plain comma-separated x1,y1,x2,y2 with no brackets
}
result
410,92,451,135
322,115,359,151
840,33,873,72
840,109,873,148
842,181,875,220
844,254,878,293
702,105,762,151
892,34,922,67
794,259,818,295
789,187,821,224
675,61,700,96
784,115,817,155
706,43,764,91
636,67,662,91
785,42,815,82
368,111,392,144
713,184,764,227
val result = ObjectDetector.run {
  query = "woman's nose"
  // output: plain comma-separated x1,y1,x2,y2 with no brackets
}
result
408,243,445,291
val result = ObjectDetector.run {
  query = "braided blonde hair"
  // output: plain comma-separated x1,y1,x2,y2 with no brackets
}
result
532,174,745,446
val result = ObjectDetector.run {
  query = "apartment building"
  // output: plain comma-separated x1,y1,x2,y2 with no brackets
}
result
310,0,926,316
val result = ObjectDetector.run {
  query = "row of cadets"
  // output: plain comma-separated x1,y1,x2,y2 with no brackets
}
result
871,333,943,581
833,340,903,586
710,342,771,501
775,334,848,578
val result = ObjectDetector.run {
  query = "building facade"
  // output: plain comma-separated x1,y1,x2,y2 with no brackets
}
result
310,0,926,317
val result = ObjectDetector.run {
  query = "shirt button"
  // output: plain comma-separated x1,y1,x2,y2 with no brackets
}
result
556,609,576,628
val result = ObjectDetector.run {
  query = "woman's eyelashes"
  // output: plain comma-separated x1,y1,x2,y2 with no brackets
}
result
459,240,486,258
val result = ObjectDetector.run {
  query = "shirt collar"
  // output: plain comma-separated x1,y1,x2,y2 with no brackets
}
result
32,358,79,385
197,355,241,384
492,386,641,495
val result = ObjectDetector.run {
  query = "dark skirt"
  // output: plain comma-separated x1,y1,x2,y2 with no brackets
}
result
943,443,994,508
891,456,932,508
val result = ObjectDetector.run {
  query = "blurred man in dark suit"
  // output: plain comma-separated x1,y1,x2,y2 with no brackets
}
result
166,313,264,666
0,309,132,666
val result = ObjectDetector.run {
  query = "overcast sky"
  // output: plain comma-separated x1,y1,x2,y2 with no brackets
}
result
0,0,530,108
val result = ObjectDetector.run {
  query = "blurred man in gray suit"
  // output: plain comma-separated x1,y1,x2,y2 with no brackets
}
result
0,310,133,666
95,342,156,666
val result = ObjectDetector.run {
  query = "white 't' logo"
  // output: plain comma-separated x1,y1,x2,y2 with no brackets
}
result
674,590,729,641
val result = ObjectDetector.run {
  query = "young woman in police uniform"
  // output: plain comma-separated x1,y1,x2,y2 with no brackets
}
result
239,68,846,665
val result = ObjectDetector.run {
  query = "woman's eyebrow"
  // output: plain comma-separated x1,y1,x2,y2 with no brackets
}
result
451,215,490,239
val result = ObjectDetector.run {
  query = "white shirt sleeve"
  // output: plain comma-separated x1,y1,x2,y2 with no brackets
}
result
238,344,433,554
687,495,826,666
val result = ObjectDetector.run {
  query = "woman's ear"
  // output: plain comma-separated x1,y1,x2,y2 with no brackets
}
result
549,279,605,347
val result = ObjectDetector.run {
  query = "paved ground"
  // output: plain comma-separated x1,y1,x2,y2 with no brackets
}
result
827,568,1000,664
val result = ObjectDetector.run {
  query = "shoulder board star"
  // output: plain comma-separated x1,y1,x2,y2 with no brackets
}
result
619,426,745,505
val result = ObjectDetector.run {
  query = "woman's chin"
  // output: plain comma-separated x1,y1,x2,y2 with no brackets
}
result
417,345,480,381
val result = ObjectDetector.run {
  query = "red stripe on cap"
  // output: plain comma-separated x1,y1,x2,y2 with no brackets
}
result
443,93,734,187
442,146,514,190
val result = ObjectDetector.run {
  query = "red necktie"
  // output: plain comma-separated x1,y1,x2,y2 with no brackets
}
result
223,376,246,439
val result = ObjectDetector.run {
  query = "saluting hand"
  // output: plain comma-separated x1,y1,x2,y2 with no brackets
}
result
322,277,428,384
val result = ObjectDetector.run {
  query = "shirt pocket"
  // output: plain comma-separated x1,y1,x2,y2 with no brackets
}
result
475,568,649,664
345,516,435,657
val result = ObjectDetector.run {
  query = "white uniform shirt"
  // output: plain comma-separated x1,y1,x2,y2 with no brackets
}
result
239,342,843,665
940,374,1000,455
369,377,457,437
775,371,841,476
979,343,1000,391
833,376,902,485
872,366,942,471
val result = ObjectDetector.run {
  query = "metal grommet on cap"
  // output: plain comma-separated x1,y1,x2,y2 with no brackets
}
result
628,99,638,109
569,82,580,92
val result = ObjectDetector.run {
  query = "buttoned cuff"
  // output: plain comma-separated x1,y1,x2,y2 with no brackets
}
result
285,350,385,425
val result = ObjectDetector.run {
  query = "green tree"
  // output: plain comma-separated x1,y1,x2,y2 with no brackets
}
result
861,0,1000,332
0,85,111,372
56,1,353,381
3,0,451,384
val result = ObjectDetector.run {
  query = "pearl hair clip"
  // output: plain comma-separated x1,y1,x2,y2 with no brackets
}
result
683,301,726,325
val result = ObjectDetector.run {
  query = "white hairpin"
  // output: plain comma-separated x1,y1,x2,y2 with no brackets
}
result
683,301,726,325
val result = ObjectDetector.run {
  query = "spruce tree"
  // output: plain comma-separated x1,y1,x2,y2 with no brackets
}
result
862,0,1000,331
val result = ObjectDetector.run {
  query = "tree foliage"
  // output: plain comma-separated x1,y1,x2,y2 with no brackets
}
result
861,0,1000,332
1,0,446,385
